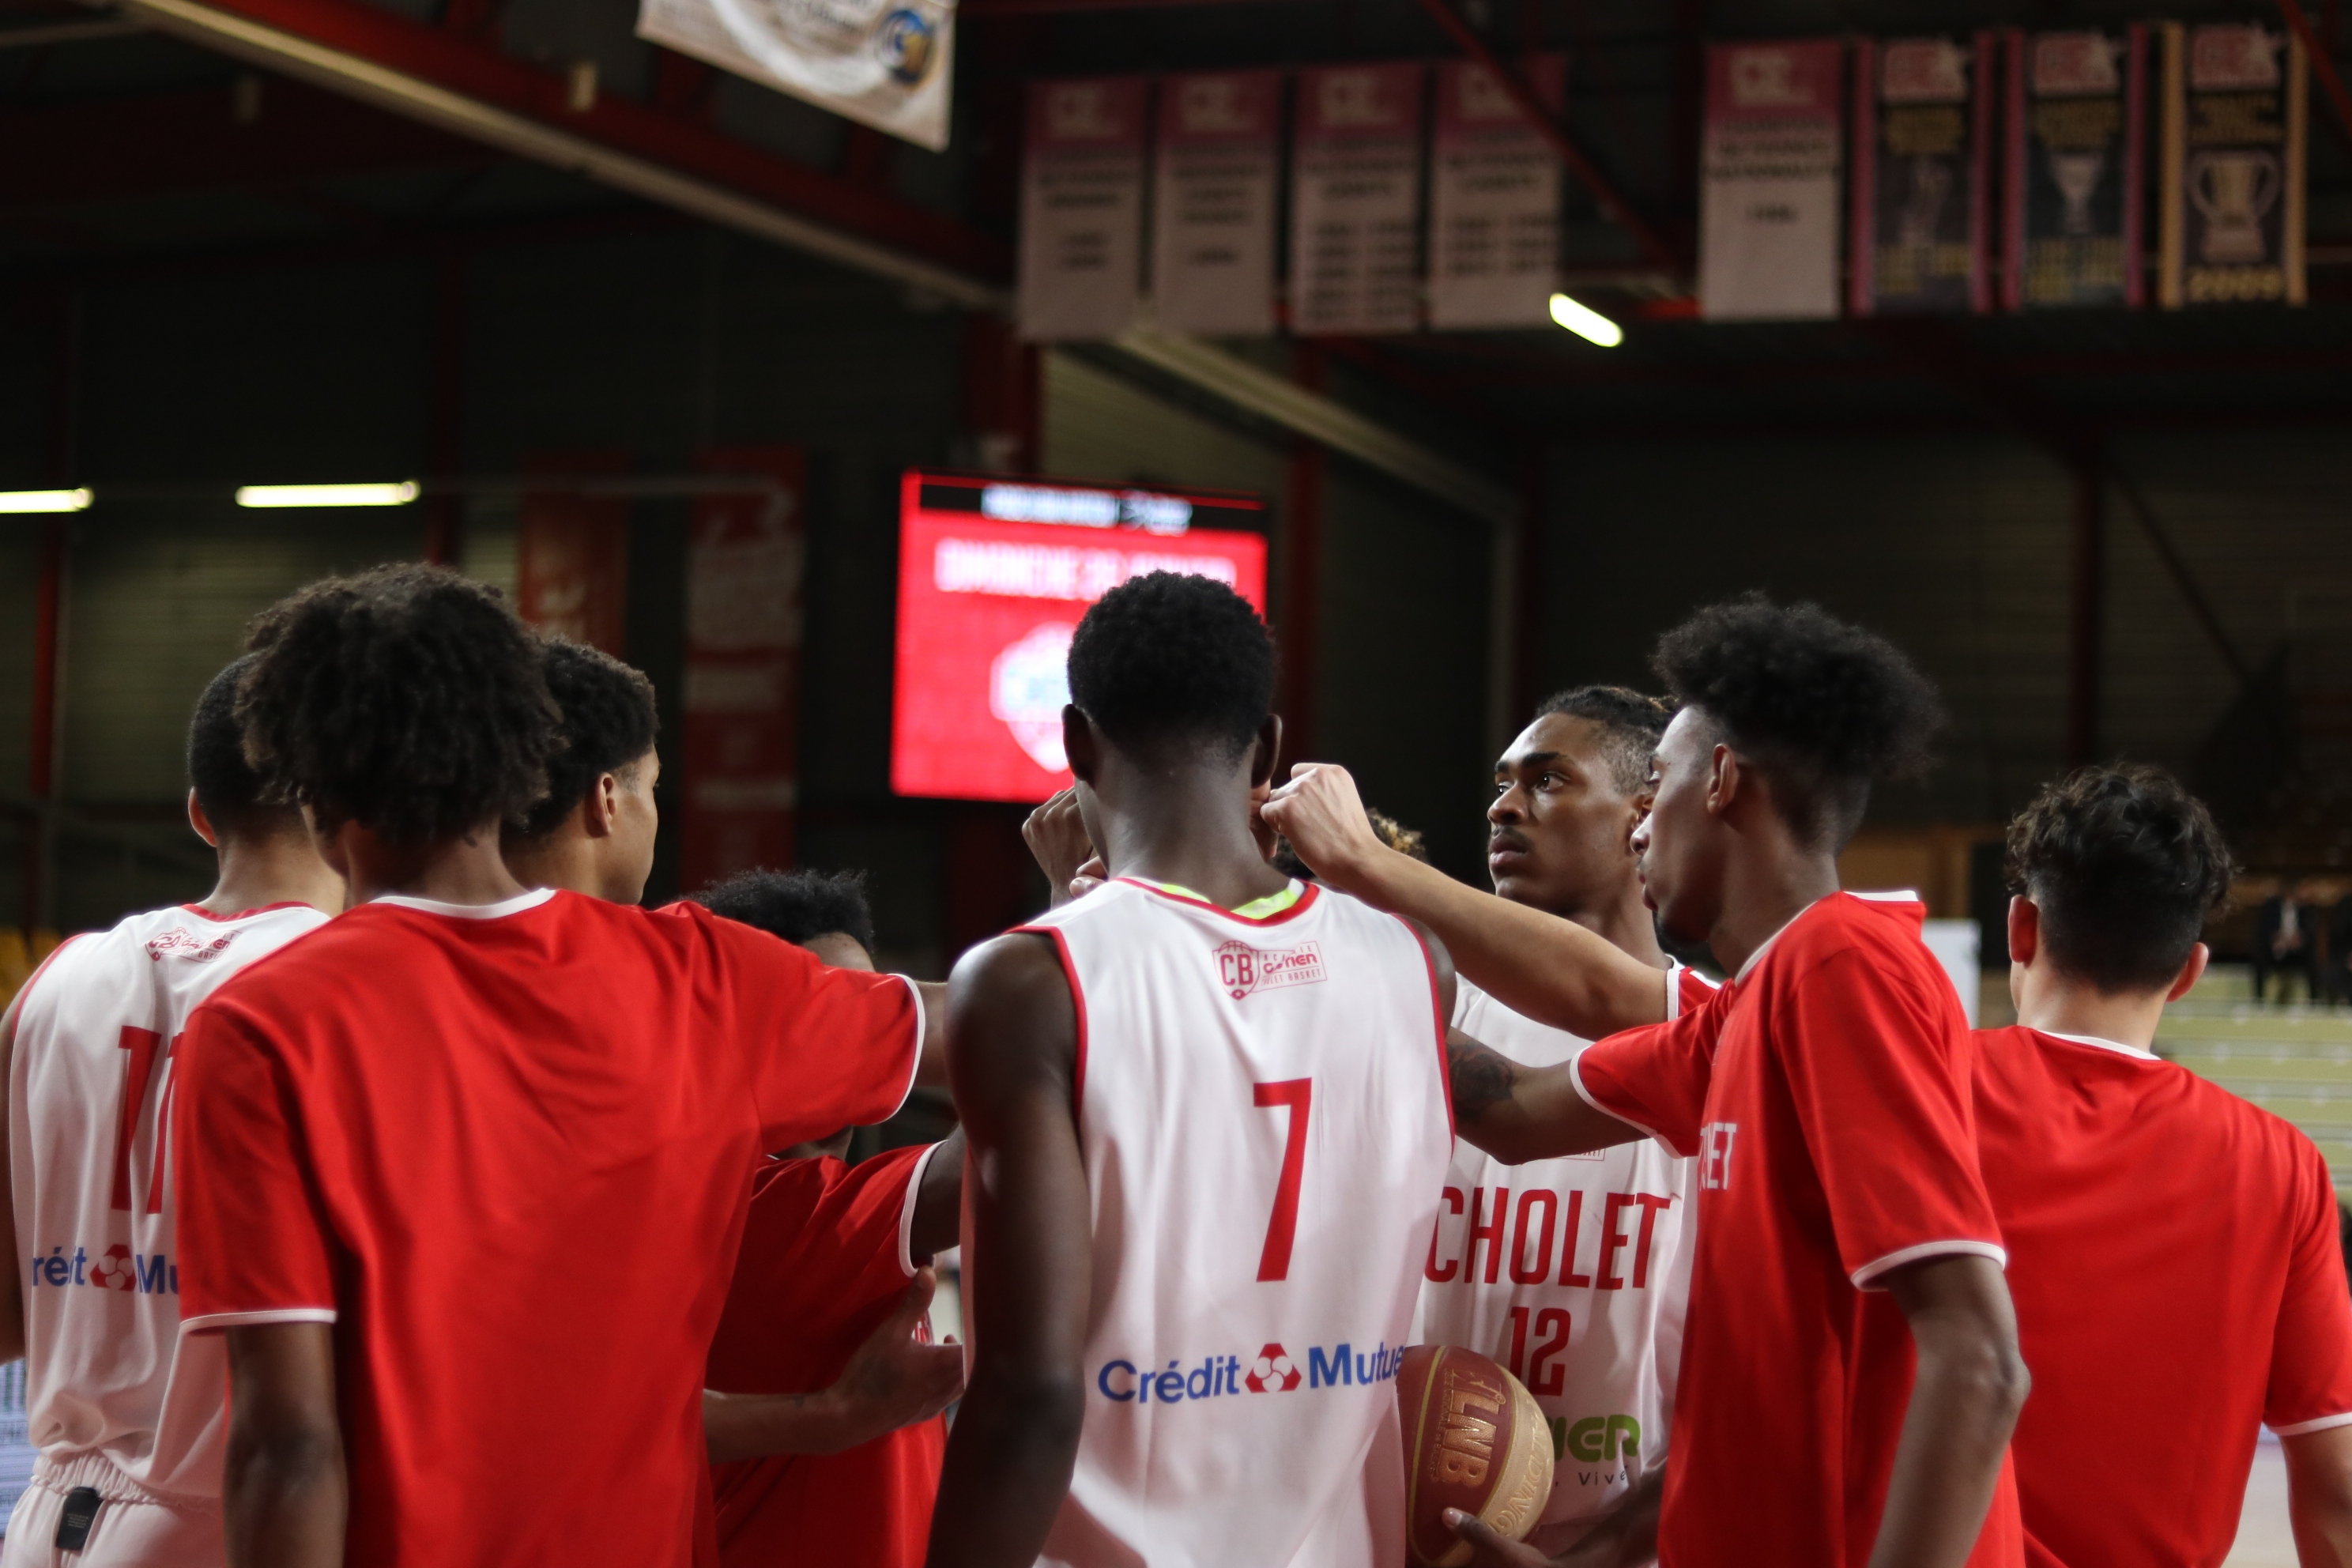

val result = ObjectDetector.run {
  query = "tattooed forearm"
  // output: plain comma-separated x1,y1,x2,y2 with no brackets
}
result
1446,1029,1518,1125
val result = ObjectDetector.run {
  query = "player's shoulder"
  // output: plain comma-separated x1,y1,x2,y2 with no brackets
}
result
1767,891,1945,988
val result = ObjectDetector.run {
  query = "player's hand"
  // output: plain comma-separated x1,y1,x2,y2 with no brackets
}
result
1443,1510,1561,1567
1023,788,1102,906
830,1267,966,1446
1260,764,1383,891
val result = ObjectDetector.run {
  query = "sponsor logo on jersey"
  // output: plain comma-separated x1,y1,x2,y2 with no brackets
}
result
28,1246,176,1295
1549,1413,1642,1488
144,927,237,963
1096,1339,1400,1404
1215,940,1325,1000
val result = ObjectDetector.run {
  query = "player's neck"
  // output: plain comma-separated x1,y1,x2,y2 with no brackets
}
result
503,823,600,901
1709,841,1841,976
198,831,346,919
1542,882,1669,970
337,820,533,908
2013,970,2167,1053
1099,790,1291,911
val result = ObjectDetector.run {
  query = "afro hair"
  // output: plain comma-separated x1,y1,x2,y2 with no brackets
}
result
514,638,659,839
1067,571,1274,763
1651,594,1945,847
2006,764,2233,993
238,564,560,848
695,868,878,955
188,655,301,839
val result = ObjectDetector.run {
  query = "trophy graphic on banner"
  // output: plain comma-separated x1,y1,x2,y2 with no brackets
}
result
2188,150,2281,263
1897,158,1953,251
2048,149,2105,235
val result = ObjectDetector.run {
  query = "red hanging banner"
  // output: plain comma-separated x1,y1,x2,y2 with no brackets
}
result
517,452,630,654
680,447,805,894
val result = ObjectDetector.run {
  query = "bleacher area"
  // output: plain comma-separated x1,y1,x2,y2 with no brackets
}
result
2154,965,2352,1189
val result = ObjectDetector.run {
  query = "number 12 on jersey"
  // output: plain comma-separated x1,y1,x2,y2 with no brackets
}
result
1252,1079,1312,1282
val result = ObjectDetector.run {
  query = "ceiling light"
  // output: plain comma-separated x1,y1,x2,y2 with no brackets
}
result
0,488,92,513
236,481,420,508
1548,293,1624,349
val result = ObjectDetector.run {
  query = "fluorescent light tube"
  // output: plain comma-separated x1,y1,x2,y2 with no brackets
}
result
1547,294,1624,348
0,488,92,513
236,481,420,508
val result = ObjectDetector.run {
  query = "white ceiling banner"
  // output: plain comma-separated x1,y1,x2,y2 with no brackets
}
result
1290,62,1426,336
635,0,956,152
1017,77,1148,341
1700,39,1845,321
1152,70,1282,337
1428,55,1566,330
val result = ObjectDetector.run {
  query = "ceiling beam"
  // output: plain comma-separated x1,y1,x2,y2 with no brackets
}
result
2275,0,2352,150
114,0,1012,304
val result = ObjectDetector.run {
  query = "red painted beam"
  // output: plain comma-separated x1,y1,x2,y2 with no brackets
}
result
2277,0,2352,149
155,0,1009,283
1408,0,1685,277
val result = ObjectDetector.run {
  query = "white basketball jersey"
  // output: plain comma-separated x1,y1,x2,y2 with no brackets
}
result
1020,877,1453,1568
9,902,329,1501
1413,971,1706,1555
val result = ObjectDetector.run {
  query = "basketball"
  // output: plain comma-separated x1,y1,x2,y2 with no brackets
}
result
1396,1344,1555,1566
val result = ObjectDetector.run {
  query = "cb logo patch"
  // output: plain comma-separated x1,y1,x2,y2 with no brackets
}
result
1245,1343,1301,1393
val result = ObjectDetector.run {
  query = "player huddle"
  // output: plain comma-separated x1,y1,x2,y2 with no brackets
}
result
0,562,2346,1568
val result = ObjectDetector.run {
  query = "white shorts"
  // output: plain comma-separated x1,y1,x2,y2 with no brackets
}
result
0,1453,219,1568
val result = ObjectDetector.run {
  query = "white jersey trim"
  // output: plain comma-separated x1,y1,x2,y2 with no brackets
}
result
2271,1412,2352,1437
1567,1054,1683,1158
371,887,557,919
1849,1238,2009,1291
180,1307,337,1334
885,974,925,1121
2033,1029,2159,1061
898,1140,944,1277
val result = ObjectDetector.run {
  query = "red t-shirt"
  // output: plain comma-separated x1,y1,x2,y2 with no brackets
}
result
707,1142,950,1568
1572,892,2022,1568
1973,1025,2352,1568
172,889,922,1568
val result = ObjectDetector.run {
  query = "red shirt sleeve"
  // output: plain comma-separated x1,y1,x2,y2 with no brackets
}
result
2264,1139,2352,1432
1779,947,2005,1288
1571,982,1731,1157
681,907,922,1150
172,1002,341,1331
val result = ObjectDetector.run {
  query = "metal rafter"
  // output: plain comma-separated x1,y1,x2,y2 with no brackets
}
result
2276,0,2352,149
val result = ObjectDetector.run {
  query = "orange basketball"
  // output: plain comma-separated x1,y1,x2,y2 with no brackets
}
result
1395,1344,1555,1567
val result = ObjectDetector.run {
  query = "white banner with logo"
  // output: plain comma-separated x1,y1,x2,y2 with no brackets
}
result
1152,70,1281,336
1700,40,1845,320
1018,77,1148,341
1428,55,1566,330
636,0,955,150
1290,62,1426,335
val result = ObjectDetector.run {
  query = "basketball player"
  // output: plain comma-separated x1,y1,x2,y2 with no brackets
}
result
933,571,1455,1568
0,659,343,1565
696,869,963,1568
1266,596,2029,1568
500,639,963,1475
167,565,943,1568
1417,688,1705,1562
1975,766,2352,1566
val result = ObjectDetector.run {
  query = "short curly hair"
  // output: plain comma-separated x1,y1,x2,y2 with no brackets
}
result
238,564,560,848
188,656,301,839
696,868,877,954
2006,764,2233,993
1534,685,1675,796
1068,571,1273,763
514,639,658,839
1651,594,1945,847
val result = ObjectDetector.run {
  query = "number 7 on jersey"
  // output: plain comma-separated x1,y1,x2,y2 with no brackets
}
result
1252,1078,1311,1282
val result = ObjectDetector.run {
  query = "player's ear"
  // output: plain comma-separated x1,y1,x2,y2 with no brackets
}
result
1063,705,1100,785
1706,744,1738,817
2166,942,2210,1002
2006,895,2037,967
1249,714,1283,791
187,788,220,850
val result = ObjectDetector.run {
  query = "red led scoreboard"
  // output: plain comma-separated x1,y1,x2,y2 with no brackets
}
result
891,469,1269,803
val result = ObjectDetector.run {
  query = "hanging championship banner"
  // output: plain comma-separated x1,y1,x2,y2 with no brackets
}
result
1850,36,1992,315
1152,70,1280,336
517,453,629,655
2003,28,2147,310
1700,40,1845,321
1017,77,1147,341
635,0,954,151
1428,55,1566,330
1290,62,1426,335
2160,23,2308,307
680,447,805,892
